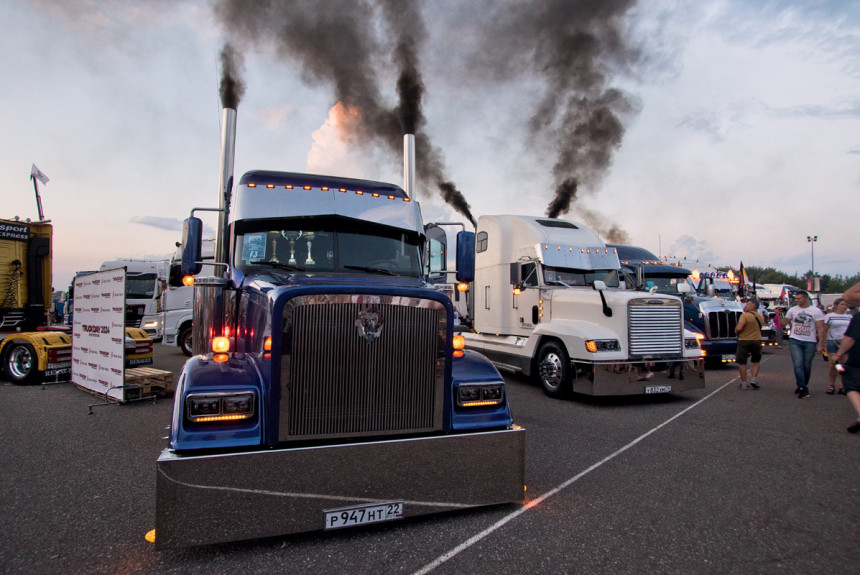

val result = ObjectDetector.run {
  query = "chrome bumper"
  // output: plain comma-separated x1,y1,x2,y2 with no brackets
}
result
571,359,707,396
155,427,526,549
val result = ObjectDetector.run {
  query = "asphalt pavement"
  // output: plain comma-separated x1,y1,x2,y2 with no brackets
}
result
1,344,858,575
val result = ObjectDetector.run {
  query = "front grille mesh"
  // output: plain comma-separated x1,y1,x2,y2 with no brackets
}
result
629,304,682,356
283,299,444,440
706,310,742,339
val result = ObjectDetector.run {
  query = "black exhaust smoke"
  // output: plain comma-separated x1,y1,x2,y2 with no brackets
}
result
213,0,476,225
219,42,245,110
473,0,639,235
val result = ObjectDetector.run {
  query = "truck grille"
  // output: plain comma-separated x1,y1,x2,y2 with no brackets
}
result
628,303,682,357
279,295,446,442
705,310,742,339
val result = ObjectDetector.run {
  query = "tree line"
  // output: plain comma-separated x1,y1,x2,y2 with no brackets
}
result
716,266,860,294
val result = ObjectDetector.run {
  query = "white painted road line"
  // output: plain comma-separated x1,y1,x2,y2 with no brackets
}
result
413,367,752,575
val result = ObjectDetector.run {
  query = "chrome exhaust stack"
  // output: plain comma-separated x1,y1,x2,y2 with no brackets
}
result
403,133,415,198
216,107,237,269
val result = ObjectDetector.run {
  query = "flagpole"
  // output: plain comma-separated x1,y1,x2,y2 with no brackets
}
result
31,174,45,221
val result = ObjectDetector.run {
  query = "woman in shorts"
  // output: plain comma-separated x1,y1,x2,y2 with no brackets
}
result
824,298,851,394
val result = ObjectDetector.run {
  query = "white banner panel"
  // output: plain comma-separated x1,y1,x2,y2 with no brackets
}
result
71,268,126,401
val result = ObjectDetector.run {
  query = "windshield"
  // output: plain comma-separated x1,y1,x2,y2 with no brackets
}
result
543,266,620,288
125,272,157,299
233,217,422,277
642,276,694,295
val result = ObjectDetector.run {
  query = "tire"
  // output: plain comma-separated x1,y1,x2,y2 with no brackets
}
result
536,341,573,398
3,342,41,385
179,325,193,357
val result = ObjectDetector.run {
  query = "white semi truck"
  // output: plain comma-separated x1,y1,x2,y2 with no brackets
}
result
161,240,215,355
99,259,166,340
460,215,705,398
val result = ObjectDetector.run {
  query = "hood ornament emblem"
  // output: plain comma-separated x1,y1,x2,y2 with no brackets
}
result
355,306,384,343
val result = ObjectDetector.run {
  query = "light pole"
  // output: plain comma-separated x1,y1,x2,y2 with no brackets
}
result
807,235,817,291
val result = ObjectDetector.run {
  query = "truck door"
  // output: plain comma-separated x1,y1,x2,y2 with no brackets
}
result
513,261,542,334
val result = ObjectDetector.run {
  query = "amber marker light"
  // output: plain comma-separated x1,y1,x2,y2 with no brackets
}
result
356,190,364,195
247,183,257,187
182,275,195,287
212,336,230,353
213,353,229,363
285,185,294,189
266,184,275,188
513,287,521,295
264,337,272,351
145,529,156,543
457,282,469,292
453,335,466,350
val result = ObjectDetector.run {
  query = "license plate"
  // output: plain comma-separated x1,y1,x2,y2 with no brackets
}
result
325,501,403,530
722,354,736,362
645,385,671,394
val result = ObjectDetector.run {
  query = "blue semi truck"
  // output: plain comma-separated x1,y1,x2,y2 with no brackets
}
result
609,245,743,364
153,110,525,548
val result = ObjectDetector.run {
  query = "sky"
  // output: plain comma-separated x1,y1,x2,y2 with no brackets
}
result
2,0,859,293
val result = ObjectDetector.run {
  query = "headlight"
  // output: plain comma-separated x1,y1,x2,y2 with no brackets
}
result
585,339,621,353
186,391,256,422
456,383,505,407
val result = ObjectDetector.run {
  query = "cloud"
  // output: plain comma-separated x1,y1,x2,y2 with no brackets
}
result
131,216,216,238
666,235,719,265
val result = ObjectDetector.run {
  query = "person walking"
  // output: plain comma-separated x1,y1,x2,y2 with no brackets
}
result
735,297,764,389
823,298,851,394
832,308,860,433
778,290,826,399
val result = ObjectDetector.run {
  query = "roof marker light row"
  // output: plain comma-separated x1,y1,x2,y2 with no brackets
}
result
246,182,409,202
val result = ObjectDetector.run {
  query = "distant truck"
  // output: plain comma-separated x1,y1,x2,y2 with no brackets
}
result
99,259,166,340
0,218,72,384
456,216,705,399
161,239,215,355
610,244,744,364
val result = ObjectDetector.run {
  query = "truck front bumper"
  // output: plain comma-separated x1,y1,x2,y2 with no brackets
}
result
155,426,525,549
572,359,707,396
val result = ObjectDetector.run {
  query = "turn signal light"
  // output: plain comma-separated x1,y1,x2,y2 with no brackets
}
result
182,275,195,287
264,336,272,351
212,336,230,353
457,282,469,292
452,335,465,350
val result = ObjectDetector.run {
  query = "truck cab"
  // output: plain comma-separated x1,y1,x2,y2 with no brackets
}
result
161,239,215,355
461,216,705,398
99,259,166,340
156,169,525,548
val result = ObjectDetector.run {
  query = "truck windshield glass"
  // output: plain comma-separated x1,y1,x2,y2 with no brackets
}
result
233,218,422,277
543,266,619,288
642,276,694,295
126,273,157,299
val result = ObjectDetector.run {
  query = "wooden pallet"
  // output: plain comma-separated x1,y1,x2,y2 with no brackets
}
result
124,367,175,399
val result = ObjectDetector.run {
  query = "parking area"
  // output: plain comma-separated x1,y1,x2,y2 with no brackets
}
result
1,345,858,574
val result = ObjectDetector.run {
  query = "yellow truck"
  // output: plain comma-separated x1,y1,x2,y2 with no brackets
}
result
1,217,153,384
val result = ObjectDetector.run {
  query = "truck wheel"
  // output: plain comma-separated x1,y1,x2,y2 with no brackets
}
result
537,341,572,398
179,326,193,357
3,342,41,385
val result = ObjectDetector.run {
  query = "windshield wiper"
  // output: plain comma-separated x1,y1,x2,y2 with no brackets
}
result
250,260,305,272
344,265,397,276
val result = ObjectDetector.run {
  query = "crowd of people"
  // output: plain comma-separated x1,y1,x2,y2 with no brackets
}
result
733,282,860,433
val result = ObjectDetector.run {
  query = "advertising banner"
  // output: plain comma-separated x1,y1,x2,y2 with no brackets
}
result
71,268,126,401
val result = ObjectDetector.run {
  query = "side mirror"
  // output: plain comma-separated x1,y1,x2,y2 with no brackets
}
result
677,283,692,294
455,231,475,283
705,284,715,297
181,217,203,276
593,280,606,291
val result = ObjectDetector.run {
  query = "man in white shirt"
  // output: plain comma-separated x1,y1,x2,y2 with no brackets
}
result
778,291,826,399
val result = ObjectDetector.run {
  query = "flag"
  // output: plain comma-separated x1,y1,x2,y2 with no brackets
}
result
30,164,49,185
738,261,746,298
